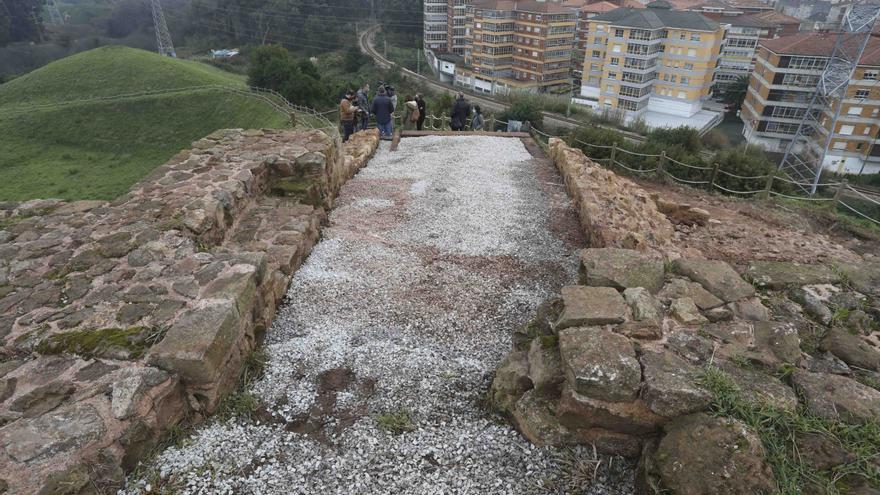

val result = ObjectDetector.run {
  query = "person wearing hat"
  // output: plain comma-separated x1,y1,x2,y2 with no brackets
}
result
339,89,359,142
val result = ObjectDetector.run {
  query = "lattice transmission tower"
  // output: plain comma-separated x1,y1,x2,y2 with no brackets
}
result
150,0,176,57
46,0,64,25
777,3,880,194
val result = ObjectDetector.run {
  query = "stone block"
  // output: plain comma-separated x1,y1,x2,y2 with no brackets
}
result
490,351,532,413
673,258,755,303
820,326,880,371
792,370,880,425
746,260,841,289
579,248,665,294
557,383,665,435
640,349,710,418
1,402,106,463
556,286,628,330
658,278,724,310
527,337,564,395
147,299,242,384
623,287,663,325
669,297,708,325
559,327,641,402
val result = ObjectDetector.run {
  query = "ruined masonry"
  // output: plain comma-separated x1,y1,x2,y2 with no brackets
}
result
492,139,880,494
0,128,379,493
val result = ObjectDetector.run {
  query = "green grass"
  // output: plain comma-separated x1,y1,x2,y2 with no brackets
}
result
0,46,289,201
374,409,416,434
698,366,880,494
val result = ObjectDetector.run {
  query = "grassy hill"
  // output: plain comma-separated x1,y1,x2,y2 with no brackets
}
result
0,46,290,201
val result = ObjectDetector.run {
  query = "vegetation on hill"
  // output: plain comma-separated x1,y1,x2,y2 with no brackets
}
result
0,46,289,201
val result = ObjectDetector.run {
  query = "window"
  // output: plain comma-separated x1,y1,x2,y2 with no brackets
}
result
612,44,622,53
591,64,600,71
684,63,694,70
679,32,686,40
592,50,601,58
671,75,677,83
864,127,872,135
534,28,540,34
680,76,689,84
832,141,847,150
839,125,855,135
857,143,864,150
611,58,619,65
608,72,618,79
848,106,863,116
865,71,878,80
690,34,701,42
855,89,870,98
687,48,697,57
677,91,687,99
786,56,827,70
663,73,669,81
615,28,624,37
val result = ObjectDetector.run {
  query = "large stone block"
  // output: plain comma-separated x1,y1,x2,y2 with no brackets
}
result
820,326,880,371
658,278,724,310
792,370,880,425
746,260,840,289
639,349,710,418
147,299,242,384
1,402,106,464
673,258,755,303
557,383,665,435
556,286,629,330
527,338,564,395
579,248,665,294
559,327,641,402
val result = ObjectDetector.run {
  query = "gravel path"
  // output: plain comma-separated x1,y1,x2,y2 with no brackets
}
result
127,136,634,494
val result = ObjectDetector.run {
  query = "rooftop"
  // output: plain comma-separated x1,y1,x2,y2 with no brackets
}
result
472,0,581,13
759,32,880,66
591,3,721,30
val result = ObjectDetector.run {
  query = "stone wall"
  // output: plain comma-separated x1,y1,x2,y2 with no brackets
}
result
548,138,675,254
494,140,880,494
0,128,379,493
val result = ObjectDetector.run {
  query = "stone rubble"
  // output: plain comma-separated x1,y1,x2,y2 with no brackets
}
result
489,139,880,495
0,128,380,493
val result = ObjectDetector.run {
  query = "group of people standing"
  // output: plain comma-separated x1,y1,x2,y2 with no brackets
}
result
339,86,484,141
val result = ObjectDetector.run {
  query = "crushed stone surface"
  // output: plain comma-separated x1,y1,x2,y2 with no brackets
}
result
124,136,634,494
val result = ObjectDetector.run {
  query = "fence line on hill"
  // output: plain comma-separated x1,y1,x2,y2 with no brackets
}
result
527,127,880,228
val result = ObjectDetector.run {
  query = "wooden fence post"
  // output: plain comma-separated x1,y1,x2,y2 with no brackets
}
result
656,151,667,181
761,174,774,200
489,116,495,132
834,179,848,208
708,162,720,192
609,142,618,167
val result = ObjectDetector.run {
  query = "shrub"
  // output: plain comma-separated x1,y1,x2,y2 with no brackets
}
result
702,129,731,150
498,94,544,129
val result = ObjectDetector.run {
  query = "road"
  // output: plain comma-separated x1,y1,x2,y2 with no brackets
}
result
358,26,648,142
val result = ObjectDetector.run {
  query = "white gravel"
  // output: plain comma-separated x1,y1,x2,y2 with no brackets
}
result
124,136,634,494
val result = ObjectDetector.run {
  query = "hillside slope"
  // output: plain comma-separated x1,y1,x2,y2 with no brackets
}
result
0,46,290,201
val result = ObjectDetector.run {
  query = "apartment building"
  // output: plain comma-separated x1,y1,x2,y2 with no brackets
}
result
458,0,579,93
425,0,449,51
713,11,802,90
449,0,472,55
579,1,724,120
741,33,880,174
572,1,620,74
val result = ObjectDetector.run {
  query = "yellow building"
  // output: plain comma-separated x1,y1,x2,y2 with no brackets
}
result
580,0,723,118
459,0,579,93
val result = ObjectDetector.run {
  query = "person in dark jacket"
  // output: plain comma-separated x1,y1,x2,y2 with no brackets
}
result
415,94,427,131
356,83,370,131
370,86,395,138
450,93,471,131
471,105,484,131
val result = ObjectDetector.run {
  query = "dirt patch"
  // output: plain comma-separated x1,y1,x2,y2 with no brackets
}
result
634,180,874,266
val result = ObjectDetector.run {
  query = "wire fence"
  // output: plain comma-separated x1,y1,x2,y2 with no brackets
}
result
527,127,880,228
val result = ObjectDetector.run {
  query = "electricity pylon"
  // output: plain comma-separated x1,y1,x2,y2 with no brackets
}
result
777,2,880,194
150,0,176,57
46,0,64,25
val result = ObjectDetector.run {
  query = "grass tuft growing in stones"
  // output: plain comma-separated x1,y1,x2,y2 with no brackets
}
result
698,365,880,494
215,349,269,422
375,409,416,434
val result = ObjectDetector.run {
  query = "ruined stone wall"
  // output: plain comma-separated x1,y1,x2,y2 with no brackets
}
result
0,128,380,493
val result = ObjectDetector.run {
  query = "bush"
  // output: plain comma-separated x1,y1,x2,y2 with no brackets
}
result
647,126,703,155
498,95,543,129
702,129,730,150
247,45,326,108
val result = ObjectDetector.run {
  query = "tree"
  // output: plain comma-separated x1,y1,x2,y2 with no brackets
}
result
343,46,363,73
498,95,543,129
0,0,44,47
722,75,750,112
247,44,326,108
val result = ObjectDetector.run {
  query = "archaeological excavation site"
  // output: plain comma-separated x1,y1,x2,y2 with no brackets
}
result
1,128,879,495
